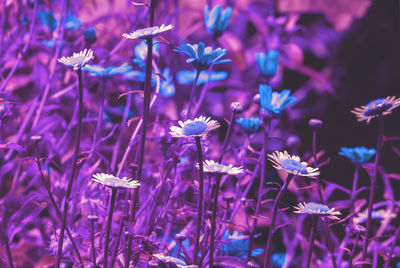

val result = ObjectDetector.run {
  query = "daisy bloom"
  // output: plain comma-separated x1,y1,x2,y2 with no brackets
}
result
268,151,320,178
294,202,341,220
353,209,396,224
339,146,376,165
170,116,219,138
351,96,400,123
58,49,94,70
122,24,173,40
198,160,243,175
259,84,297,118
92,173,140,189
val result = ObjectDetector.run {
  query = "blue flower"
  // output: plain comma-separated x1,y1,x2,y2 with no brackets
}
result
83,63,132,77
339,146,376,165
133,40,160,69
271,252,286,268
124,70,146,82
259,84,297,117
84,28,97,45
38,10,58,32
175,40,231,70
352,96,400,123
42,38,65,50
219,230,264,259
294,202,341,220
65,14,82,30
176,69,228,85
204,5,232,37
236,117,262,134
160,68,176,98
256,49,279,78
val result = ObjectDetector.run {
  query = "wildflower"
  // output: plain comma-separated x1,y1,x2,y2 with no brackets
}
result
339,146,376,164
259,84,297,118
84,28,97,45
219,230,264,259
268,151,320,178
230,102,243,113
169,116,219,138
236,117,263,134
352,96,400,123
42,38,65,50
87,215,98,222
256,49,279,78
175,40,231,70
58,49,94,70
204,5,232,37
294,202,341,220
198,160,243,175
38,10,58,32
160,68,176,98
92,173,140,189
309,118,323,129
65,14,82,30
271,252,286,268
83,63,132,77
353,209,396,224
122,24,173,40
176,69,228,85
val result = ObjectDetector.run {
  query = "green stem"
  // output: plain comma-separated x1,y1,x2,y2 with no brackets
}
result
90,219,97,266
56,68,84,268
194,136,204,265
125,34,154,268
209,174,222,268
33,142,83,264
304,215,318,268
362,114,384,263
263,174,294,268
348,232,360,268
104,188,118,268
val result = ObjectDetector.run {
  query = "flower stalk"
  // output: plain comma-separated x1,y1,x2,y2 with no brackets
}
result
348,231,361,268
194,136,204,265
304,215,318,268
362,114,384,262
263,173,294,268
104,188,118,268
33,139,83,264
209,174,222,268
56,68,84,268
186,69,200,119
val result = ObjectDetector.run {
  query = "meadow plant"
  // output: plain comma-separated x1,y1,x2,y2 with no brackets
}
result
1,1,400,268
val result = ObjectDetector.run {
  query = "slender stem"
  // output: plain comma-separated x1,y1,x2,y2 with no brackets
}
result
348,232,360,268
304,215,318,268
125,34,154,268
90,220,97,266
192,66,213,118
3,232,14,268
104,188,118,268
263,174,294,268
186,69,200,120
362,114,384,262
56,68,84,268
312,128,324,202
337,166,360,266
194,136,204,265
33,142,83,264
248,118,271,261
384,224,400,268
218,109,238,163
210,174,222,268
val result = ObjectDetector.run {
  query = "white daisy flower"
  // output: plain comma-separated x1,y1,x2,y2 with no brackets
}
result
294,202,341,220
169,116,219,138
92,173,140,189
197,160,243,175
57,49,94,70
268,151,320,178
122,24,173,40
351,96,400,123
